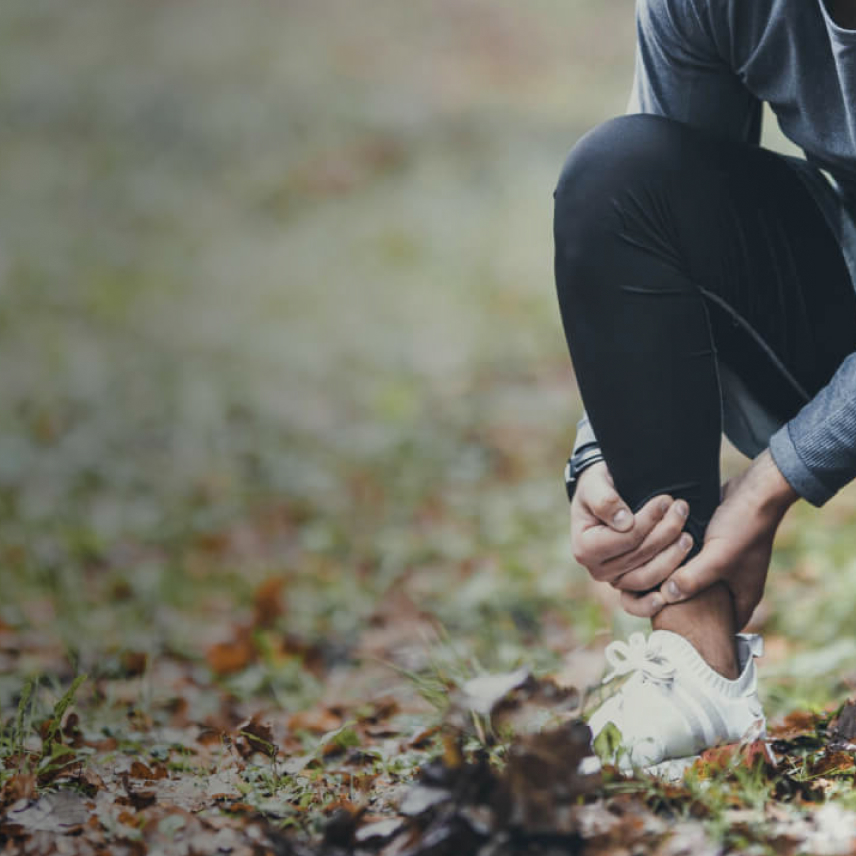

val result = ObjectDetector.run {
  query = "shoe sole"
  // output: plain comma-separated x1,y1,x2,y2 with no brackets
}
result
601,754,698,781
643,755,698,781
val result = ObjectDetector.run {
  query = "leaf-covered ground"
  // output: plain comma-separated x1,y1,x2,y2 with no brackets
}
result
4,1,856,853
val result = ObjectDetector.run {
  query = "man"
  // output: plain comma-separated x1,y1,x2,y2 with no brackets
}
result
554,0,856,773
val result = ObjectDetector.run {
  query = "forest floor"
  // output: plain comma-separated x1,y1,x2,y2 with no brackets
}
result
3,1,856,853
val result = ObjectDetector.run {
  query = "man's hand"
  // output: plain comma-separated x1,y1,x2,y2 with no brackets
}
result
656,450,798,628
571,462,694,609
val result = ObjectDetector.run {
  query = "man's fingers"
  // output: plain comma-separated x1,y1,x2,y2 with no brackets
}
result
604,498,689,575
659,544,727,604
578,465,634,531
611,531,693,592
574,493,674,572
574,521,642,569
620,590,665,619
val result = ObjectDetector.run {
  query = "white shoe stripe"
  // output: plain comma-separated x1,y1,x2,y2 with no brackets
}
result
667,683,710,750
689,685,730,743
673,681,730,747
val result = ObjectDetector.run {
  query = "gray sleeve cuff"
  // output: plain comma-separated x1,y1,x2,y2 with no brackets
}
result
769,423,834,507
572,413,599,456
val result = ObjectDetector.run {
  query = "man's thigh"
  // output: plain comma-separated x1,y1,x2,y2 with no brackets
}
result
668,139,856,427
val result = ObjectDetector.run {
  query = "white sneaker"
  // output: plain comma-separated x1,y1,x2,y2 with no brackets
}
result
587,630,766,776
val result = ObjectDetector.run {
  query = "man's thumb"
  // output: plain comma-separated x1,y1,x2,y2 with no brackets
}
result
610,506,633,532
585,476,633,531
661,553,720,603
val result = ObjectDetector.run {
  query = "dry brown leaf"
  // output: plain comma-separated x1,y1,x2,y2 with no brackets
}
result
288,707,343,734
447,668,580,740
809,750,856,777
358,697,400,723
441,731,464,769
197,728,227,748
769,709,822,742
194,530,230,555
502,720,601,834
452,668,530,718
129,760,168,781
235,715,278,759
492,676,580,736
364,723,402,738
61,711,84,748
572,797,666,853
220,800,255,814
117,772,157,810
408,725,441,748
692,739,777,778
253,577,286,628
120,651,149,677
0,771,37,806
279,634,326,677
206,626,255,675
1,792,90,836
72,768,106,797
831,700,856,742
323,800,365,849
87,736,119,753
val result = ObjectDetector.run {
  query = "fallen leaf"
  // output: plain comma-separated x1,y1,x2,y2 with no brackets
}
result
501,720,601,834
288,707,343,734
398,784,451,816
769,709,822,743
0,771,37,806
441,731,463,769
407,725,441,748
831,700,856,742
358,697,400,724
323,801,364,849
355,817,407,844
206,626,255,675
253,577,285,628
129,760,168,781
61,712,84,748
809,750,856,777
453,668,530,717
235,715,277,759
117,772,157,810
692,739,776,778
120,651,149,677
279,633,327,677
492,675,580,736
1,792,89,835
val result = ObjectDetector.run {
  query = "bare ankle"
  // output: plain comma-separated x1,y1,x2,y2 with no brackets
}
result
652,582,739,679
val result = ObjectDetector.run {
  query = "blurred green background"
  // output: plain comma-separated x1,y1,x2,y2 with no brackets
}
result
1,0,853,719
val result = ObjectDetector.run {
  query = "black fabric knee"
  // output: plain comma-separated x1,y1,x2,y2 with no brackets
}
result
554,114,856,545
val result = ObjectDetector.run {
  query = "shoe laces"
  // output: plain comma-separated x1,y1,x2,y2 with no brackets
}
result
602,632,676,687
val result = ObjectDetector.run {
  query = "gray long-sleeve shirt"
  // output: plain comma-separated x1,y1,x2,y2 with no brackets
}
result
573,0,856,506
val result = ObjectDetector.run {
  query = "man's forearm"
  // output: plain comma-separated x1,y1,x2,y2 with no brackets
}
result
769,351,856,507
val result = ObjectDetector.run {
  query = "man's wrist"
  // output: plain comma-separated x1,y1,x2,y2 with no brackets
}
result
574,459,607,490
750,449,799,516
565,445,605,503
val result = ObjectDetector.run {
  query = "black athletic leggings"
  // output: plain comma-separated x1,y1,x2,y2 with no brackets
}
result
554,114,856,547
